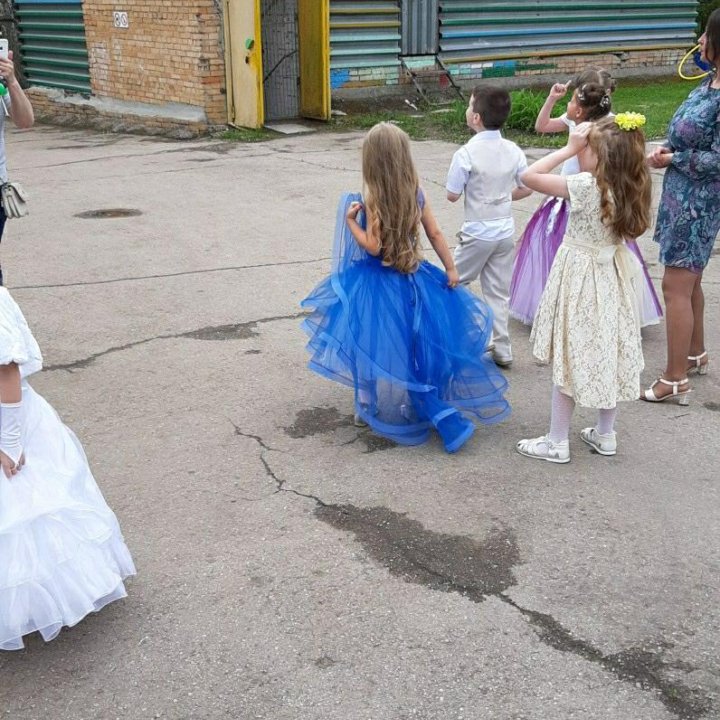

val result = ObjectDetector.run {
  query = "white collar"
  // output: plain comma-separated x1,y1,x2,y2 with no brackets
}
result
469,129,502,142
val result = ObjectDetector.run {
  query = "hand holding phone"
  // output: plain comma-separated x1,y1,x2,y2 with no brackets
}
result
0,40,8,61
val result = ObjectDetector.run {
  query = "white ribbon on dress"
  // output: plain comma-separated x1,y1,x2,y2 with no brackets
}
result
563,239,644,330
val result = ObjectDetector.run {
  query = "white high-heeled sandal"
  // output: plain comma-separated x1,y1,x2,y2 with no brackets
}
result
688,351,709,375
642,377,691,405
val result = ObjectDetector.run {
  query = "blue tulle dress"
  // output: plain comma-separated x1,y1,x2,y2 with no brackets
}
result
301,192,510,453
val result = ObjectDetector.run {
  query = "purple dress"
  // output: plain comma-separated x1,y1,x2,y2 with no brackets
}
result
510,144,662,327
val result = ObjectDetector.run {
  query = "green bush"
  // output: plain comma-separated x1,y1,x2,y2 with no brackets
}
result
506,89,546,132
697,0,720,35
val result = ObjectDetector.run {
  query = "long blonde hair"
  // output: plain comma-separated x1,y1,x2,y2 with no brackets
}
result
588,117,652,242
362,123,422,273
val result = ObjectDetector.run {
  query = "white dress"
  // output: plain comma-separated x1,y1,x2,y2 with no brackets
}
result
0,288,135,651
530,173,645,408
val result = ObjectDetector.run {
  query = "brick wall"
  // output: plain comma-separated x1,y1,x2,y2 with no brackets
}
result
26,0,228,133
83,0,226,123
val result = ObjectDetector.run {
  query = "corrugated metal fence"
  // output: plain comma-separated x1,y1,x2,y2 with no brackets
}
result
402,0,438,55
330,0,401,69
438,0,698,64
15,0,91,93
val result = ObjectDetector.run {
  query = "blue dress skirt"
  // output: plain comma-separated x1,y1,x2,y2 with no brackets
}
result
301,193,510,453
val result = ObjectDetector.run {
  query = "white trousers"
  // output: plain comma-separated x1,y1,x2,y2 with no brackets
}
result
453,232,514,360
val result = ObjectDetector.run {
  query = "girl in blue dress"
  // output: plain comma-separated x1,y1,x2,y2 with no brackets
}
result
301,122,509,453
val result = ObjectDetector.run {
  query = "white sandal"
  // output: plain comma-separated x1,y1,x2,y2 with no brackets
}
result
580,428,617,456
516,435,570,464
642,377,691,405
687,351,709,376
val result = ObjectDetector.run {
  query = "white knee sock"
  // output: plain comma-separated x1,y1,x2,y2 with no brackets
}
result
548,386,575,443
597,407,618,435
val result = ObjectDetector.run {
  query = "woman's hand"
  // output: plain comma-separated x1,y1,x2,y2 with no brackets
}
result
446,267,460,288
0,51,17,86
647,146,673,169
346,201,363,222
567,121,592,154
1,450,24,479
548,82,569,101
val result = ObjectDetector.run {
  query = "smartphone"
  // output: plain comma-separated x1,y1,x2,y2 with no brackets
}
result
0,39,8,61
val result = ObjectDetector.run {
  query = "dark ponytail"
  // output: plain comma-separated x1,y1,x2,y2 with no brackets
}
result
576,82,612,122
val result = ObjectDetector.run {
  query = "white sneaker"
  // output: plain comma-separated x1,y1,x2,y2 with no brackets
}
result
516,435,570,464
580,427,617,456
491,350,513,368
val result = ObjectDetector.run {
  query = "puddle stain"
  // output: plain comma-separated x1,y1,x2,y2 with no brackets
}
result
316,505,519,598
183,323,259,341
315,504,711,719
284,407,396,453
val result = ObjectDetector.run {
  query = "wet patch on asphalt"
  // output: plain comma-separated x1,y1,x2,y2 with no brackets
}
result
315,503,711,719
183,323,259,341
284,407,396,453
316,505,519,598
45,313,304,372
284,407,352,438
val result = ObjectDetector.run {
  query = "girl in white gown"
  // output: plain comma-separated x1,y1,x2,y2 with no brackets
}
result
0,287,135,650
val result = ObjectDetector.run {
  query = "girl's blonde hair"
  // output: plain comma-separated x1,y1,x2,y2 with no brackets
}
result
362,123,422,273
588,117,652,242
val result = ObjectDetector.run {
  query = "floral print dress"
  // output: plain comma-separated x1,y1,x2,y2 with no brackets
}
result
654,78,720,272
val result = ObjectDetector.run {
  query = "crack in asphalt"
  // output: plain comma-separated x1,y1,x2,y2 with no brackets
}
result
498,595,709,719
235,427,327,507
237,426,712,720
317,504,711,720
43,312,305,372
9,258,331,290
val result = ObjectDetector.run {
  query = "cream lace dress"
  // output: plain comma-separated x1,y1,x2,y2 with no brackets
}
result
530,173,644,408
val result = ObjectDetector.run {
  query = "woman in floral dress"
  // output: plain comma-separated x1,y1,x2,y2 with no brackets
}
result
643,9,720,403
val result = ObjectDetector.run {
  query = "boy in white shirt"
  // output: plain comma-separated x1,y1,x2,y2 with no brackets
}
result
447,86,531,368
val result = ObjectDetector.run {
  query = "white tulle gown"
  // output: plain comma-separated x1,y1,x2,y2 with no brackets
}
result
0,288,135,651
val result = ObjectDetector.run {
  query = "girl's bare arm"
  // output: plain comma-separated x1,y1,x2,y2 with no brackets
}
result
421,199,459,287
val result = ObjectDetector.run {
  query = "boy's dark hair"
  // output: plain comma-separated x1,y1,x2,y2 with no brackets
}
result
470,86,511,130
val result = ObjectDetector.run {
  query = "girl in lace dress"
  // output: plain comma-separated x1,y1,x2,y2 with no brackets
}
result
0,287,135,650
515,115,651,463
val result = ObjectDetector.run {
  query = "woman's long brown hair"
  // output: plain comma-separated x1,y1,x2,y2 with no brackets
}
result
362,123,422,273
588,117,652,242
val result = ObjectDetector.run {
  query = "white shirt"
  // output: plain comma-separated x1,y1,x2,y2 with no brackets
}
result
446,130,528,242
0,93,11,183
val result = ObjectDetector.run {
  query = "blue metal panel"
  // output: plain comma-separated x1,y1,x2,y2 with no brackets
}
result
438,0,700,63
330,0,401,69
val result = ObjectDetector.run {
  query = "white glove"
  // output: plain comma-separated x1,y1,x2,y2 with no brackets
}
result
0,401,24,465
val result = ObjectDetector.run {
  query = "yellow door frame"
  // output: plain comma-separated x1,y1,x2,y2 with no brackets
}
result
224,0,264,128
298,0,330,121
224,0,329,127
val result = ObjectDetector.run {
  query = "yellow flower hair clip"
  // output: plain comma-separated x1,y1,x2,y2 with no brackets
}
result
615,112,646,131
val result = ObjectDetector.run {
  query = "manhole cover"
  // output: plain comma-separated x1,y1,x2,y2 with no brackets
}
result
75,208,142,219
